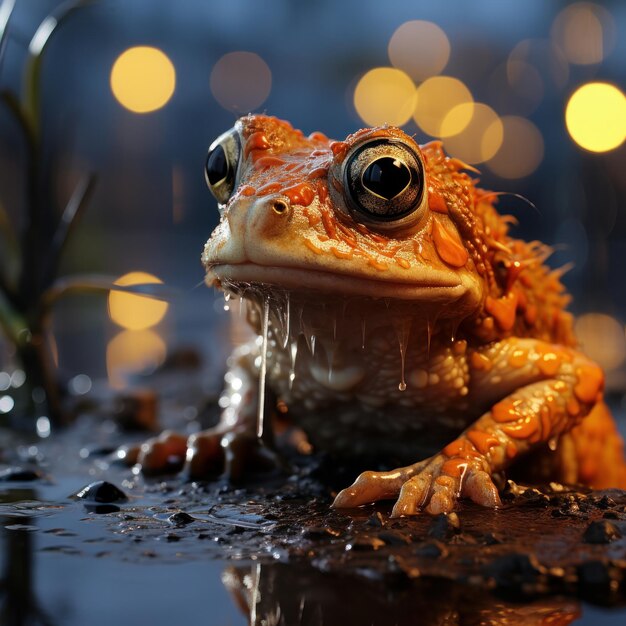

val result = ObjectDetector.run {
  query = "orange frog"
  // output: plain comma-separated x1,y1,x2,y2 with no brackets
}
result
136,114,626,516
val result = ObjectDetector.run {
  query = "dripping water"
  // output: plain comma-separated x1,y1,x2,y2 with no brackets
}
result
301,315,316,356
360,317,367,350
289,339,298,390
257,297,270,439
282,294,291,349
223,291,231,311
394,317,411,392
426,317,434,358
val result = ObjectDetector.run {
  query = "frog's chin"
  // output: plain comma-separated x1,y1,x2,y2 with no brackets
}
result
206,263,475,303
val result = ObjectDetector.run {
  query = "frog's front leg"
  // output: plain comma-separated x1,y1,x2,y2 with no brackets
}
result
334,338,605,515
131,344,278,480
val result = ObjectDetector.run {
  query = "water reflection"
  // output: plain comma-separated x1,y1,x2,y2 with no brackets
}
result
1,488,54,626
223,562,583,626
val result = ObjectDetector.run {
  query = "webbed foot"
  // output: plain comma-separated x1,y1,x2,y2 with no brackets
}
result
333,452,501,516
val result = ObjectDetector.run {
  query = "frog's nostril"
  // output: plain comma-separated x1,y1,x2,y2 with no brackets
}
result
272,199,289,215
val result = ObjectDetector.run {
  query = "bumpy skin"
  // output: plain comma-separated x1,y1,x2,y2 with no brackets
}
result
138,115,626,515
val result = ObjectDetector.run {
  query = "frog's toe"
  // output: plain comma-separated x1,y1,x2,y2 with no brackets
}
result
390,474,431,517
184,431,225,478
463,470,501,508
137,431,188,474
333,466,420,509
333,471,387,508
388,458,501,516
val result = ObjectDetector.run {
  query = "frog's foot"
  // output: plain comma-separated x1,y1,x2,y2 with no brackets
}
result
116,430,188,474
333,453,501,516
117,427,283,482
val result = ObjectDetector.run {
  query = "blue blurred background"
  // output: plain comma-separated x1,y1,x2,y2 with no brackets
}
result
1,0,626,398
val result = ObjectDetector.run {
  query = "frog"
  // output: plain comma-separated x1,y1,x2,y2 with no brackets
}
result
131,114,626,516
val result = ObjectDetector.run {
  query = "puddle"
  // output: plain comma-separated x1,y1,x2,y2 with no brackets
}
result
3,418,626,624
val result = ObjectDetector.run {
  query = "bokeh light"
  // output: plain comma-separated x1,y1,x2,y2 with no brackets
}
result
508,39,569,90
565,83,626,153
110,46,176,113
487,116,544,179
488,63,542,117
551,2,615,66
575,313,626,371
388,21,450,82
107,330,167,389
441,103,502,164
413,76,473,137
210,51,272,113
108,272,169,331
353,67,416,127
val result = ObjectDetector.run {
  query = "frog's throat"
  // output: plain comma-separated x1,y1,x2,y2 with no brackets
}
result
206,263,471,302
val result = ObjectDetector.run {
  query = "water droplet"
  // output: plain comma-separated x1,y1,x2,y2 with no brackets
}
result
361,318,367,350
257,297,270,439
394,317,411,392
548,436,558,451
289,340,298,390
283,293,291,349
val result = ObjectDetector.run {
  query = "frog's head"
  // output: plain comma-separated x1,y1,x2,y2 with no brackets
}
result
202,115,507,324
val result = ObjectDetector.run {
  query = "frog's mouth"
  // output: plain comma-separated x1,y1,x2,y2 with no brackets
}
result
206,263,471,302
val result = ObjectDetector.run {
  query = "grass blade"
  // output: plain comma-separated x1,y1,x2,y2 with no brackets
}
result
0,0,16,75
44,173,96,287
0,200,19,293
40,274,178,312
0,288,28,347
24,0,96,133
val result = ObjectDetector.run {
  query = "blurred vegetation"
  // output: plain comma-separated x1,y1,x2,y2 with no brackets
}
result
0,0,169,430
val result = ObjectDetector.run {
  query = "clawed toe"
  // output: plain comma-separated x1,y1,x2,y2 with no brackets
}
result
335,455,501,516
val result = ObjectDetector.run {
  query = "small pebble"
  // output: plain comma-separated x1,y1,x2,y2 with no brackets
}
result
484,553,546,588
583,520,622,544
365,512,385,528
74,481,128,503
413,541,447,559
168,511,195,526
377,530,410,546
428,512,460,540
345,536,385,551
301,526,341,539
0,467,43,482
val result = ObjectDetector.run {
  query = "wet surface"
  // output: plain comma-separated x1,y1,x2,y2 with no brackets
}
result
4,420,626,624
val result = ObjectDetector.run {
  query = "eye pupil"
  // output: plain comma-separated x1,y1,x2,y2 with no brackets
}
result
206,144,228,185
362,157,411,200
343,138,424,224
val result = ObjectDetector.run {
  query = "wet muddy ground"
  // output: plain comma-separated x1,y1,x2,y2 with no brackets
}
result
3,367,626,625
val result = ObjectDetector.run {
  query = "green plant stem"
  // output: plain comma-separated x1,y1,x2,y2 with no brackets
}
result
0,288,28,348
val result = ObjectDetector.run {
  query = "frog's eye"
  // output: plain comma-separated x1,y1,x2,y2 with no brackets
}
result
343,139,425,224
205,129,241,205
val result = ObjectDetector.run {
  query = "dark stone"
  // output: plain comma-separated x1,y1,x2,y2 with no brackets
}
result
301,526,341,539
377,530,411,546
413,541,447,559
577,560,612,587
427,513,460,540
345,536,385,551
165,533,181,542
480,532,504,545
484,553,546,589
365,512,385,528
168,511,195,526
583,520,622,544
595,495,617,509
0,466,43,482
74,481,128,503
